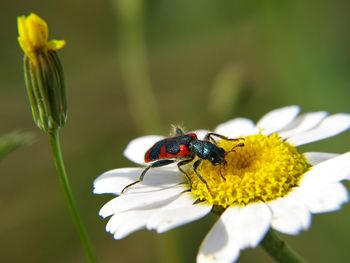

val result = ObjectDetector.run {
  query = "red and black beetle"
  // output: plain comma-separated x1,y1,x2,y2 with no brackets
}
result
122,127,244,194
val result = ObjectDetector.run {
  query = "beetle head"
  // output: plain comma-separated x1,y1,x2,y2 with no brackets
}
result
208,146,226,165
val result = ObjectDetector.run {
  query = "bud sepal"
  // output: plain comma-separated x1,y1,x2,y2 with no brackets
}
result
23,50,67,132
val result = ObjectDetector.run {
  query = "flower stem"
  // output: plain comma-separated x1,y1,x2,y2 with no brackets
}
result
48,129,97,262
261,229,308,263
111,0,162,133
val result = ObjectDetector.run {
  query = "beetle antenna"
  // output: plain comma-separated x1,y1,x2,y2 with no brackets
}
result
224,142,245,157
220,164,227,181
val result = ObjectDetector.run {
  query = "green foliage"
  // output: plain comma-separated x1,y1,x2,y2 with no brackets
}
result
0,131,34,161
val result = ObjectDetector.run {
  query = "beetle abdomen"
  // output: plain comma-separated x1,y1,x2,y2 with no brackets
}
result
144,135,195,162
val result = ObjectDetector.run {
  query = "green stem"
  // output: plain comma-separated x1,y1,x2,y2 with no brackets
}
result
261,229,308,263
112,0,162,133
49,129,97,262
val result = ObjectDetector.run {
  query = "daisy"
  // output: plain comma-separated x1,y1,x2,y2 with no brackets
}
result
94,106,350,262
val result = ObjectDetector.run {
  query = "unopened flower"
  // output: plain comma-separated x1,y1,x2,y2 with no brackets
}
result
94,106,350,262
17,13,65,61
18,13,67,132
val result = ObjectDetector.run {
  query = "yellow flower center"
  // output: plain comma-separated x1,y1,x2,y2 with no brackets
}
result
188,133,309,208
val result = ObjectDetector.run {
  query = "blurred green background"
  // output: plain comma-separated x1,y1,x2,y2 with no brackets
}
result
1,0,350,262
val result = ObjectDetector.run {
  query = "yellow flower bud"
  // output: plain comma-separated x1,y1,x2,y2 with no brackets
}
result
17,13,65,61
18,13,67,132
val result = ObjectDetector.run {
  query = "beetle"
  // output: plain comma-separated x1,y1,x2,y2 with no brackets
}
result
121,127,244,194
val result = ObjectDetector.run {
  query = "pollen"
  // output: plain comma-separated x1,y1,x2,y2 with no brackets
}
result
188,133,310,208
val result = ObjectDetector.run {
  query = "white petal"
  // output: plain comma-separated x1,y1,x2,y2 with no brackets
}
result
296,182,349,214
93,168,142,195
287,113,350,146
147,192,212,233
93,167,183,195
278,111,328,139
123,135,164,165
268,194,311,235
303,152,339,165
106,209,157,239
256,105,300,134
99,185,185,218
193,129,211,140
197,202,271,263
214,118,257,137
301,152,350,186
197,216,239,263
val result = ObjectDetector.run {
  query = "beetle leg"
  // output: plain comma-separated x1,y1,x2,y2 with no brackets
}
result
205,132,244,144
177,157,195,189
121,159,176,194
193,160,213,196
